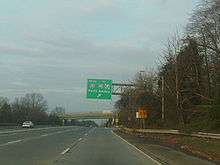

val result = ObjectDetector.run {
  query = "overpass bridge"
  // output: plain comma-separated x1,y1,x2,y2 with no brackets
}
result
59,111,114,120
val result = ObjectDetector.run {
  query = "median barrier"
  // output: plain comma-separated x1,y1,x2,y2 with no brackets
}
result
120,127,220,140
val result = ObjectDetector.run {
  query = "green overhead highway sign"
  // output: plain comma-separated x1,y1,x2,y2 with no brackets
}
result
87,79,112,100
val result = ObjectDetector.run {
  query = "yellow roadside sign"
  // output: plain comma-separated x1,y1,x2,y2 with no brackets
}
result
137,107,147,119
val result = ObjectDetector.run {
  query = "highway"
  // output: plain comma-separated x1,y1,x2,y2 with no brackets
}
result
0,126,214,165
0,126,160,165
0,126,89,165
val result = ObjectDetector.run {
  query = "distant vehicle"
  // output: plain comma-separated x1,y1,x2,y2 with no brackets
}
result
22,121,34,128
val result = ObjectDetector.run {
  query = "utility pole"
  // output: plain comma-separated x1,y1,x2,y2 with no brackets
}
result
161,76,165,122
140,70,145,129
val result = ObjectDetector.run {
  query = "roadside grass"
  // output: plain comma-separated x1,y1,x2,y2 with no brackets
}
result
178,136,220,157
118,128,220,163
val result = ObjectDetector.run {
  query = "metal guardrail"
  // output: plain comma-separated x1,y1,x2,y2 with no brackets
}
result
122,128,220,140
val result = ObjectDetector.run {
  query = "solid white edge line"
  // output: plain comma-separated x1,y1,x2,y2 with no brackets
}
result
61,148,70,155
111,130,162,165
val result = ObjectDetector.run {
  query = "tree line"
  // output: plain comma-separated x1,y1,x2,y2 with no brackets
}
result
0,93,65,126
115,0,220,132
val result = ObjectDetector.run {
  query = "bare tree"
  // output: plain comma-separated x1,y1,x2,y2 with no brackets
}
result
12,93,48,123
187,0,220,98
0,97,12,123
51,106,65,116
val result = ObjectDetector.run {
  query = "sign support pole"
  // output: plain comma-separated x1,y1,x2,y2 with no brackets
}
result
162,76,165,122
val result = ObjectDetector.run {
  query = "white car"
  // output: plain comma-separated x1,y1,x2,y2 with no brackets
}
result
22,121,34,128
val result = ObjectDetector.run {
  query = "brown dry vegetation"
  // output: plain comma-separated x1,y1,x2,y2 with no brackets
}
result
115,0,220,132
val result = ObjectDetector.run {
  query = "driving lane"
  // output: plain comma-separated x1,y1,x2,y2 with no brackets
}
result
0,126,81,146
0,126,90,165
53,128,161,165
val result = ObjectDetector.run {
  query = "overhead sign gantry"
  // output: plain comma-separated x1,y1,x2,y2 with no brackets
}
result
86,79,135,100
87,79,113,100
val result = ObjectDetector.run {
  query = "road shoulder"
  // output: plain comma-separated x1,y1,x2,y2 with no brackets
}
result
114,129,215,165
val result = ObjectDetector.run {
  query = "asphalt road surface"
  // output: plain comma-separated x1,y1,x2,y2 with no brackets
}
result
0,126,214,165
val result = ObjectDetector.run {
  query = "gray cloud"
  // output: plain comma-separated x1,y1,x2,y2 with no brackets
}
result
0,0,199,112
0,44,41,56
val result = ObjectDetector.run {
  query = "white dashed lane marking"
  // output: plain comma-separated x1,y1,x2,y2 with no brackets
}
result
41,134,49,137
61,148,70,155
0,139,23,147
7,139,22,144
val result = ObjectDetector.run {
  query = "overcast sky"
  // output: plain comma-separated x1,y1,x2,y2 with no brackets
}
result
0,0,200,112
